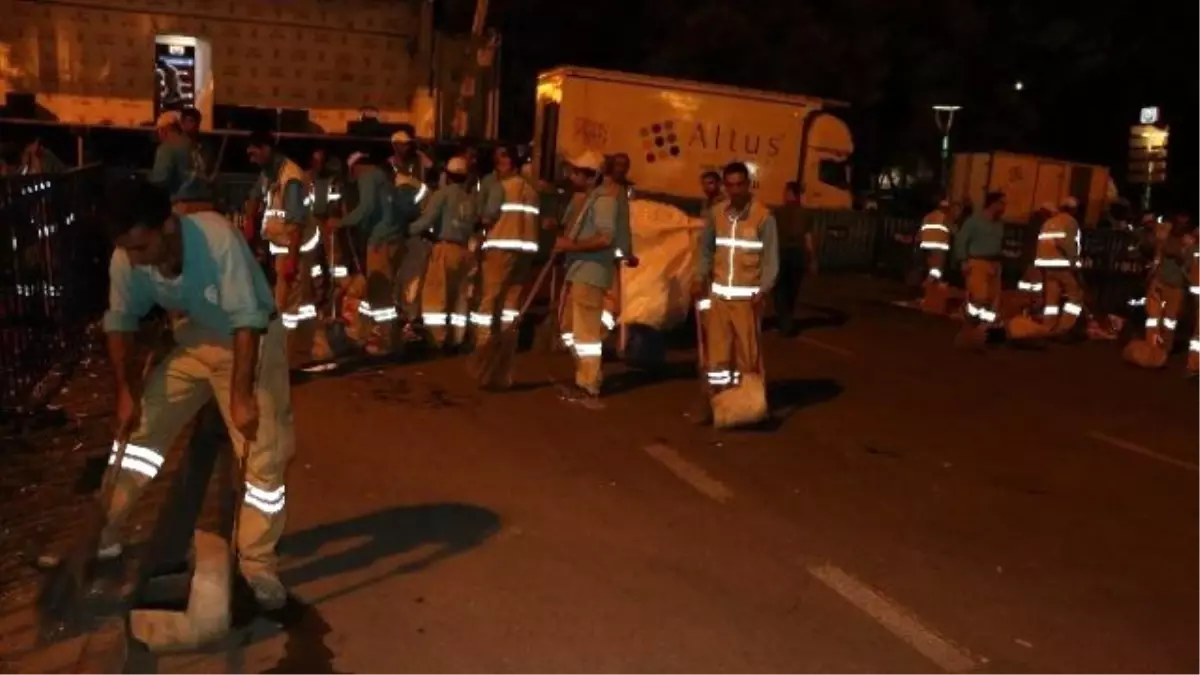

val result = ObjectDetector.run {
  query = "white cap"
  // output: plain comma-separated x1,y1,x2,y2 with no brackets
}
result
1060,196,1079,210
346,152,367,168
445,156,468,175
155,110,181,129
390,130,412,144
1038,201,1057,213
567,150,604,173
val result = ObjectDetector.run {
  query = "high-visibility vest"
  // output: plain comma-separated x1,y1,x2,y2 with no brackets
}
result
919,210,951,251
1034,212,1080,269
710,199,771,299
394,172,429,208
261,158,318,255
482,175,539,253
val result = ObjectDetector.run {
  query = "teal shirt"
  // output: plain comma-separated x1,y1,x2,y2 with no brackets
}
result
150,136,212,202
410,183,477,244
340,167,396,244
479,172,504,224
565,188,618,290
954,213,1005,260
1157,236,1188,288
103,213,275,338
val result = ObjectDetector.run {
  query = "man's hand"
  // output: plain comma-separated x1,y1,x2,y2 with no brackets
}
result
115,387,141,440
541,217,559,231
553,236,574,253
230,390,260,442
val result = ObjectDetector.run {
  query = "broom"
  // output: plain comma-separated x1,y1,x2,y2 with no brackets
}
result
473,255,559,390
38,350,158,631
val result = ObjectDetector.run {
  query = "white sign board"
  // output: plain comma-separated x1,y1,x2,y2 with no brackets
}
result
1139,106,1160,125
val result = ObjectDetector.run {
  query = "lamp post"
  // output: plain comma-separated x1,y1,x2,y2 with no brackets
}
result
932,104,961,195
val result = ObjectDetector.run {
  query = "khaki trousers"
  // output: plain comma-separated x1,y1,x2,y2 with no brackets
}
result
420,241,472,347
1042,269,1084,333
472,250,531,344
1145,280,1184,349
102,319,294,577
559,282,607,394
359,241,404,349
704,297,762,390
963,259,1001,325
273,249,325,365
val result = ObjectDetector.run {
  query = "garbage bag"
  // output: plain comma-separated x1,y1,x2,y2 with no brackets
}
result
1122,339,1168,369
620,200,704,331
712,374,768,429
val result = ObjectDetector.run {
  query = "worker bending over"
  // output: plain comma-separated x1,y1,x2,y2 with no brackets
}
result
99,178,294,610
1034,197,1085,334
917,199,957,311
341,152,400,355
554,151,618,397
953,190,1007,345
695,162,779,395
150,111,213,215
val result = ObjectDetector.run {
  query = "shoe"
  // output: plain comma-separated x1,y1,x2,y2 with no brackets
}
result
245,572,288,611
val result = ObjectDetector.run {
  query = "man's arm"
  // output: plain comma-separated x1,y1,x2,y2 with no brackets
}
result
953,218,974,261
148,144,175,189
759,214,780,292
215,230,272,429
481,180,504,227
283,179,307,225
409,189,445,236
103,250,154,428
339,172,375,228
696,211,716,283
559,196,615,253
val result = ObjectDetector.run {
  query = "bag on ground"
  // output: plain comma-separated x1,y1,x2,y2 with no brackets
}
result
1122,339,1168,369
1005,314,1048,341
712,373,768,429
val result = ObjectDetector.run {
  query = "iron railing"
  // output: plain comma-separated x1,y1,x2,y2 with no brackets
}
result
0,165,109,416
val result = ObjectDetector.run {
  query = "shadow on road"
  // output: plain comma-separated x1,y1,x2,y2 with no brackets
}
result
776,304,850,337
603,359,698,396
744,377,844,433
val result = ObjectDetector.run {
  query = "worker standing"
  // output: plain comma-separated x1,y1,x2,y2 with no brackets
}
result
1186,230,1198,375
600,153,635,334
1016,203,1055,315
1034,197,1085,334
390,131,431,337
471,146,540,345
98,177,293,610
246,132,322,366
917,199,958,310
306,149,345,345
700,170,726,215
1144,216,1190,351
694,162,779,394
555,151,618,398
150,111,214,215
410,156,478,351
341,152,400,355
953,190,1007,344
773,181,818,335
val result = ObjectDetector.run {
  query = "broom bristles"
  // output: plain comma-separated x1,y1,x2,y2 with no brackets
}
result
474,331,519,389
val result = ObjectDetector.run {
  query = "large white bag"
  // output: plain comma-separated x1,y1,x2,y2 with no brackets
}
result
619,200,704,330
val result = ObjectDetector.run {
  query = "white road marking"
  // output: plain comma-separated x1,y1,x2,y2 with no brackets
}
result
1085,431,1198,472
807,562,979,673
644,443,734,504
797,336,855,358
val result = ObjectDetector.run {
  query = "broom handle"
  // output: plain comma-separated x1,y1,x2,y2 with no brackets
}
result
505,253,560,331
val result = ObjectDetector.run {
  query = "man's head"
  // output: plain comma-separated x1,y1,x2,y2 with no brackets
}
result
246,131,275,167
567,150,604,190
104,177,181,275
723,162,752,206
391,127,416,156
1060,196,1079,216
155,111,182,142
494,145,519,177
310,148,328,173
607,153,631,183
180,108,202,136
983,190,1007,219
445,156,469,184
784,181,801,205
700,171,721,200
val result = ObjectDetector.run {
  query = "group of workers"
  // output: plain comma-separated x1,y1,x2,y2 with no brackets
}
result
917,191,1199,374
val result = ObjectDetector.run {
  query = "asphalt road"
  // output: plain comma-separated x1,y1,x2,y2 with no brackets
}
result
155,277,1198,674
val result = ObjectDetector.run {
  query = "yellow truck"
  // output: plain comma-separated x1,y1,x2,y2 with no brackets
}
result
530,66,854,209
949,151,1114,227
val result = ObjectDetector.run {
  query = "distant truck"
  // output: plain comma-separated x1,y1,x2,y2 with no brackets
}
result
949,151,1114,227
529,66,854,209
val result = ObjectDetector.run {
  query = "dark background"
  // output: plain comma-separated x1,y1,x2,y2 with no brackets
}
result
437,0,1195,213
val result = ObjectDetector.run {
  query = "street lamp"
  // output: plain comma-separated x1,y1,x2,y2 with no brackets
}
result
1013,80,1024,91
932,104,961,194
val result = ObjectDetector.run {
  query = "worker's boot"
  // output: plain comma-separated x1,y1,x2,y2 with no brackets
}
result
243,570,288,611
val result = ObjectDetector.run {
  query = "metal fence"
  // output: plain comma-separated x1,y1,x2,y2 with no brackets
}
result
0,165,109,416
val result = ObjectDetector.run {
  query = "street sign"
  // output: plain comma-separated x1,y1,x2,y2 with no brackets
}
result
1128,123,1168,185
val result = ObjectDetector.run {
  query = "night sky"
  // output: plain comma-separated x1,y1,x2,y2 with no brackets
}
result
477,0,1196,213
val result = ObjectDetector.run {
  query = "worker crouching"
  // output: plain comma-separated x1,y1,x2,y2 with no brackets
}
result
99,178,294,610
694,162,779,427
953,190,1007,347
554,151,618,397
410,156,478,351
